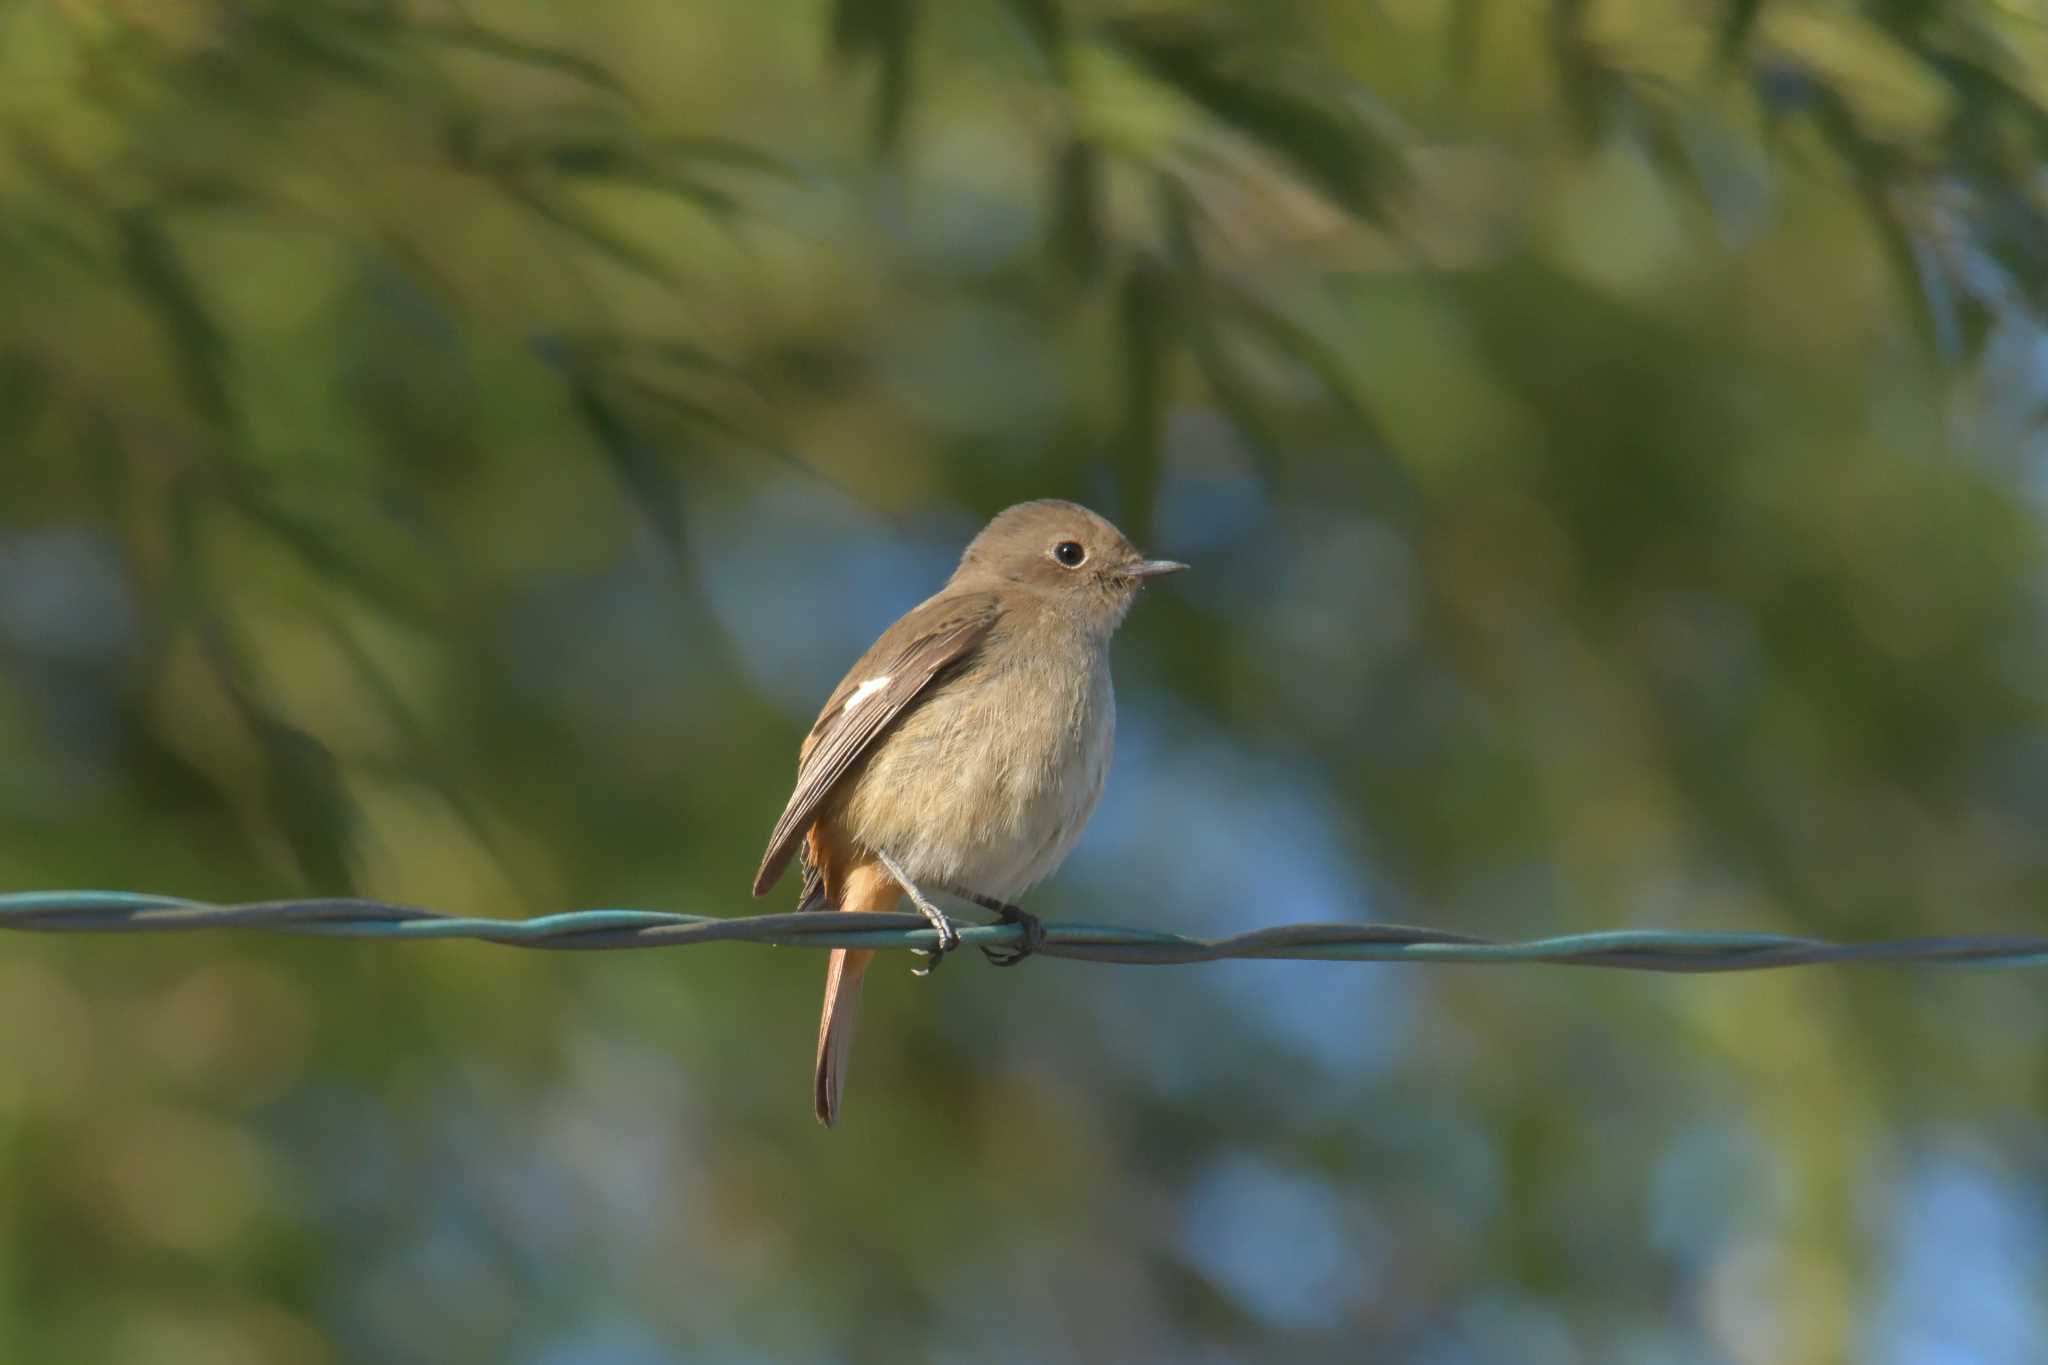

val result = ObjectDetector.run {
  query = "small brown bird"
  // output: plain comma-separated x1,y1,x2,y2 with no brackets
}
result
753,500,1186,1125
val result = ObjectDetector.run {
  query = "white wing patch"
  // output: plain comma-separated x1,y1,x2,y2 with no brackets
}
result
842,675,891,713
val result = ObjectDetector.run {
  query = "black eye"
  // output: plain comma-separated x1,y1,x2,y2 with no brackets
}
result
1052,540,1087,567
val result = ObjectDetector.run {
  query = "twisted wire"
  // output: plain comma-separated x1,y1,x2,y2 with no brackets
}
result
3,891,2045,971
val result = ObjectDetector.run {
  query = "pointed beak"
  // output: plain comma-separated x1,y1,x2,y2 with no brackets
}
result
1130,558,1189,580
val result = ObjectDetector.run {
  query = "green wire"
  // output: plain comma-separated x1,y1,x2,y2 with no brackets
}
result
1,891,2044,970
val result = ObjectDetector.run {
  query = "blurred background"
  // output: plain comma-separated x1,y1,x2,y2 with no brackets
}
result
4,0,2048,1360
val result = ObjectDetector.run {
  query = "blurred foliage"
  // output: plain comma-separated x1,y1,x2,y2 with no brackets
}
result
5,0,2048,1361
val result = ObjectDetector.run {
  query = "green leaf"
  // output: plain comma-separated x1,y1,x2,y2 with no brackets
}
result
559,338,845,495
1219,289,1394,454
406,20,632,97
1547,0,1627,139
257,718,359,895
0,349,50,440
1798,86,1963,358
1117,260,1172,542
255,8,396,88
496,179,687,291
1718,0,1767,59
999,0,1065,75
118,209,232,425
658,138,803,182
317,611,524,903
617,171,743,220
453,115,775,224
1155,178,1283,461
1101,16,1407,222
218,472,453,626
830,0,918,151
202,625,359,894
571,379,689,555
546,331,741,377
1447,0,1487,83
1047,136,1103,282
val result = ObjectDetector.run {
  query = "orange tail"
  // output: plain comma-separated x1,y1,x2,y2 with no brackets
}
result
812,857,901,1127
814,947,871,1126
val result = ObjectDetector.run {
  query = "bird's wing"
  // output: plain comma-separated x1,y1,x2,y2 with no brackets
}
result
752,592,1001,897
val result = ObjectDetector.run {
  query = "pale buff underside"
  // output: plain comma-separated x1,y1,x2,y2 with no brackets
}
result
833,625,1115,902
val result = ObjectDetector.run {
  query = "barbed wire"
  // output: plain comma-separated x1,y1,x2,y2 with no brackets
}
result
3,891,2047,971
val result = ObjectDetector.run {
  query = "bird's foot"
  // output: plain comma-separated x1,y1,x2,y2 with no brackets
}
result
978,897,1044,967
911,911,962,976
877,849,960,977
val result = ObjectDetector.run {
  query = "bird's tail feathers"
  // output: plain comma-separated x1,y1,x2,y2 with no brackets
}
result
813,947,870,1126
795,860,828,913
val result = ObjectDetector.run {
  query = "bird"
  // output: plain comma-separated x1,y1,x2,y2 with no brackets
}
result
753,499,1186,1125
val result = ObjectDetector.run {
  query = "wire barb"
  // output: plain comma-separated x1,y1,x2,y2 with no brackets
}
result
3,892,2047,970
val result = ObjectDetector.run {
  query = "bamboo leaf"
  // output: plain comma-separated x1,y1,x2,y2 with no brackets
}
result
999,0,1066,75
406,21,631,97
658,138,802,181
317,611,524,903
219,473,453,626
1047,136,1103,282
118,209,232,426
1156,178,1284,461
830,0,917,150
1219,288,1395,454
256,8,396,87
203,626,359,894
571,380,688,555
1718,0,1767,58
496,179,687,291
258,718,359,894
1101,17,1406,222
1117,259,1172,541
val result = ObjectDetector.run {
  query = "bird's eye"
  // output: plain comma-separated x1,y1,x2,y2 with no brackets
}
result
1052,540,1087,568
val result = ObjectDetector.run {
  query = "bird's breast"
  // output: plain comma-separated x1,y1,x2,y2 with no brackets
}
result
840,640,1115,900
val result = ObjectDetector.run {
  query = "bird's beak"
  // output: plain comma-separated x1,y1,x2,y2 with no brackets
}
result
1130,558,1190,580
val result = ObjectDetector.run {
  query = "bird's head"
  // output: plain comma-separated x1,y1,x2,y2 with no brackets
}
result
953,499,1187,632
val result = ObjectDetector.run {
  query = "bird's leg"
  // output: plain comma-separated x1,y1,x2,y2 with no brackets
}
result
941,883,1044,967
875,849,960,975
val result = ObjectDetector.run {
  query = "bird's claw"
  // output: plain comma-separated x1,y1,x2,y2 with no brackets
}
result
911,917,962,976
979,904,1044,967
